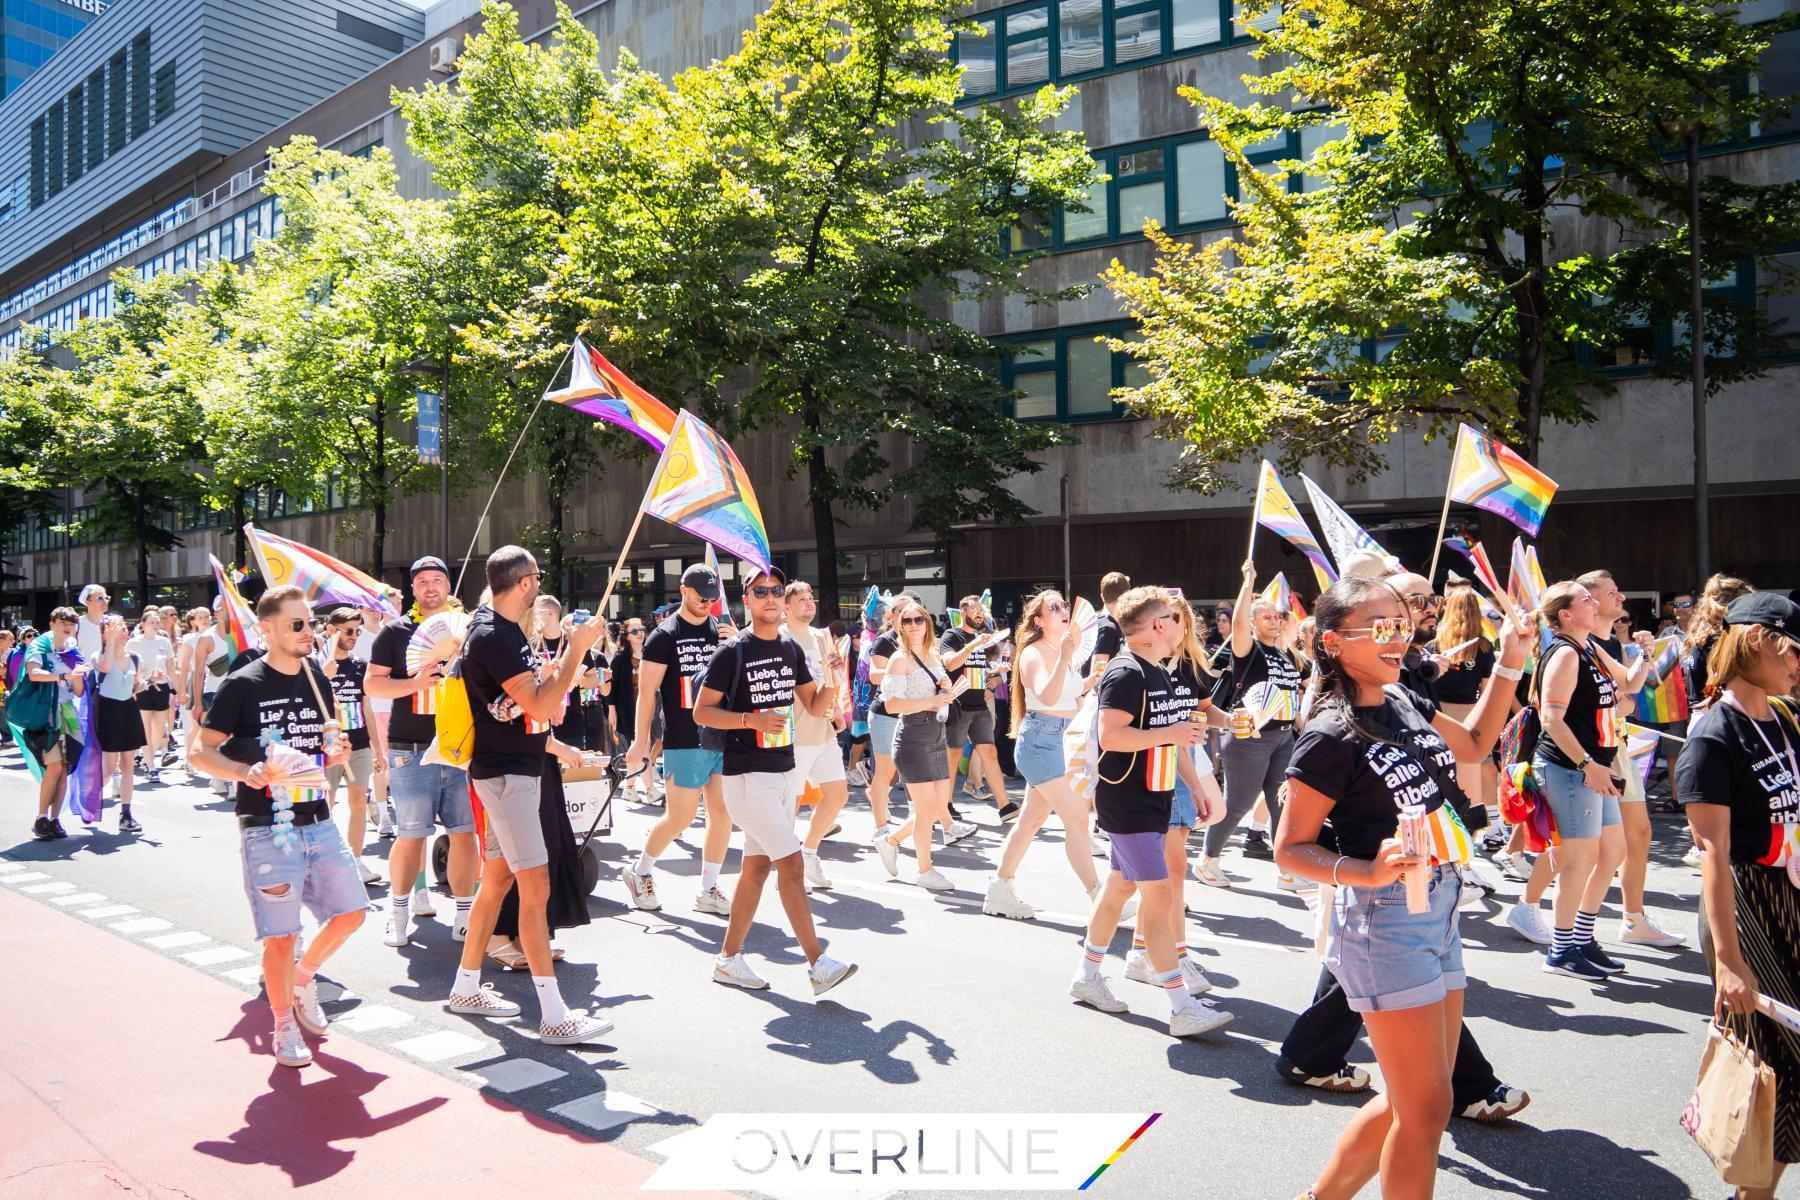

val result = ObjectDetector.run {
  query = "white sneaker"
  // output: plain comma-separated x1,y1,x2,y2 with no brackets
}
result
1124,949,1156,985
1457,879,1484,910
1180,958,1215,996
452,911,470,943
874,833,900,877
377,806,396,839
1170,1000,1234,1038
539,1010,614,1045
693,885,732,916
1682,844,1703,868
809,955,858,996
845,763,870,787
1276,872,1311,893
624,870,661,911
803,852,833,891
446,984,522,1017
273,1020,313,1068
357,860,381,886
292,980,328,1035
915,868,954,892
383,909,411,948
413,889,437,919
982,876,1036,920
713,954,769,990
1196,857,1231,888
1505,901,1552,946
1621,915,1687,948
1069,975,1128,1013
937,820,977,845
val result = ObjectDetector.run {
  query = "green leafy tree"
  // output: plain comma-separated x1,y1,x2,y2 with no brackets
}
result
1106,0,1798,493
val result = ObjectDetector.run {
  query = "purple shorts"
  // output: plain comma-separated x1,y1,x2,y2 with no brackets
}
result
1107,830,1170,882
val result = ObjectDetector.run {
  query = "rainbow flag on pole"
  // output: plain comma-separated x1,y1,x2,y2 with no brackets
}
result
244,526,400,616
1259,572,1306,620
1442,536,1474,564
1255,461,1337,592
1633,635,1690,722
1508,537,1544,611
640,411,772,574
1447,423,1558,537
546,335,680,452
1464,540,1506,603
1623,722,1662,787
209,554,263,656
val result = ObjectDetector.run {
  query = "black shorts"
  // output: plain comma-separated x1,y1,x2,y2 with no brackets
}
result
98,695,149,753
944,704,996,748
135,683,171,712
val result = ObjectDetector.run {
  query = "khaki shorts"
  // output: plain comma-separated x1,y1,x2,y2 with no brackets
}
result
472,774,549,871
722,772,802,862
326,745,374,794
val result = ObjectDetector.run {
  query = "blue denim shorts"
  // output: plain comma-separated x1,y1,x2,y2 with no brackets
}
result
387,747,475,839
1532,753,1622,840
665,747,724,790
238,820,368,941
1170,776,1198,828
1015,711,1070,786
867,712,899,759
1325,865,1466,1013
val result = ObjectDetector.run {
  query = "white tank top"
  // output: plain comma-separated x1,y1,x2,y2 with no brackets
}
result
1022,643,1080,716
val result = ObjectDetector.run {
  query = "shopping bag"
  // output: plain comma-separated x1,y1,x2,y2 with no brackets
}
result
1679,1020,1777,1188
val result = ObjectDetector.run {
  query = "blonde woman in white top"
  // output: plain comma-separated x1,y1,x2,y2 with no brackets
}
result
872,597,960,891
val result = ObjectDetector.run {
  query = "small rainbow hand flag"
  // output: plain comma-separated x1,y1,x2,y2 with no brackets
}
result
1260,572,1293,614
1465,541,1507,603
1623,722,1662,787
1255,461,1337,592
1508,538,1544,611
209,554,263,656
640,411,772,574
1447,423,1558,537
1442,535,1474,564
546,335,679,452
245,526,399,616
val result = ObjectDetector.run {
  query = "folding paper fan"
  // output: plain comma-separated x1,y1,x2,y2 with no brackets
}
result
1071,597,1099,665
266,743,327,790
406,610,472,674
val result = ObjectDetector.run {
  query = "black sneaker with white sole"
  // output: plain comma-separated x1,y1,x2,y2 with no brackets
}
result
1543,946,1610,981
1578,939,1627,974
31,816,57,841
1276,1055,1371,1093
1458,1084,1531,1123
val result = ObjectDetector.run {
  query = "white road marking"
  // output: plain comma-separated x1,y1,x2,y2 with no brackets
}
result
465,1057,568,1093
111,917,174,935
145,931,211,949
548,1089,661,1133
332,1004,413,1033
392,1030,489,1063
183,945,254,966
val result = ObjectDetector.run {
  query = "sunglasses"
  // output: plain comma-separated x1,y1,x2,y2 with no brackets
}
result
1405,594,1444,613
1337,617,1416,644
748,585,786,599
900,615,928,626
627,627,645,635
1042,602,1068,614
276,618,308,633
1671,599,1694,610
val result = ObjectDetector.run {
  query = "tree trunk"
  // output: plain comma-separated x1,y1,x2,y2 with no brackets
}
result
135,483,150,611
1514,180,1550,462
371,395,388,579
232,488,247,566
801,384,840,617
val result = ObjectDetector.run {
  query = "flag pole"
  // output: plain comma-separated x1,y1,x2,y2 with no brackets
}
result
452,341,577,598
1426,483,1453,587
590,507,649,619
1246,469,1263,566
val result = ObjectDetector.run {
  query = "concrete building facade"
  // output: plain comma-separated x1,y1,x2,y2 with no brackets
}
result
2,0,1796,626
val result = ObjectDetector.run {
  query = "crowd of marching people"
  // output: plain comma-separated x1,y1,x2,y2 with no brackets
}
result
4,541,1795,1200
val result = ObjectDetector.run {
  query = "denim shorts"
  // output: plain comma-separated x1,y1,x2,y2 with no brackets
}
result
868,712,899,759
1015,711,1071,786
1532,753,1622,840
1170,777,1198,828
387,747,475,839
238,820,368,941
1325,865,1465,1014
665,747,724,790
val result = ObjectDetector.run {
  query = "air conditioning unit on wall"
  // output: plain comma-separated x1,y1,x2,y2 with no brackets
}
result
429,37,461,74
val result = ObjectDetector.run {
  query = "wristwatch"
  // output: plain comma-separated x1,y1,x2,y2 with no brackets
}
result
1575,753,1593,770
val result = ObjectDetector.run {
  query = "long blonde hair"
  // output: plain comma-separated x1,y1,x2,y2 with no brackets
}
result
1169,595,1216,680
1688,573,1753,651
1010,590,1063,738
889,597,938,670
1436,585,1484,664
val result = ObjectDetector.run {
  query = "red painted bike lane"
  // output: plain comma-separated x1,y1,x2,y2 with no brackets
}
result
0,887,731,1199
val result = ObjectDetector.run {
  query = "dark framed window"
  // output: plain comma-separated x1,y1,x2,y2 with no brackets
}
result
45,101,63,197
64,85,84,184
130,32,151,138
999,322,1147,423
107,51,127,152
86,68,105,167
153,63,175,122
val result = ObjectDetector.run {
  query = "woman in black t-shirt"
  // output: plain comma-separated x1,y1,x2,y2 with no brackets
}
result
610,619,657,800
1676,595,1800,1183
1276,576,1526,1200
1433,586,1497,823
1201,558,1303,887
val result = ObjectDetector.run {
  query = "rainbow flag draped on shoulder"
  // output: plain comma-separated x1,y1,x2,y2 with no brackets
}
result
209,554,263,655
640,411,773,574
546,335,680,453
1447,423,1558,537
1254,461,1337,592
244,526,400,617
1633,634,1690,723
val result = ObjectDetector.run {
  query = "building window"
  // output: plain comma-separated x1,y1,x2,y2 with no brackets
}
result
29,116,47,207
86,67,105,168
1001,324,1143,423
335,10,407,53
108,51,127,152
153,63,175,122
958,17,997,97
65,85,85,184
130,32,151,138
1005,4,1051,89
46,101,64,197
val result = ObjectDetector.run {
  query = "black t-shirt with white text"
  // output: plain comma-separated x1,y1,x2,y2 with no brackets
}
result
939,625,994,713
1167,658,1209,726
462,606,549,780
1094,654,1184,835
700,631,813,776
203,657,335,819
369,617,438,746
324,654,371,751
1287,688,1460,860
1231,639,1302,724
1538,636,1619,769
1677,700,1800,865
642,613,721,750
868,631,899,718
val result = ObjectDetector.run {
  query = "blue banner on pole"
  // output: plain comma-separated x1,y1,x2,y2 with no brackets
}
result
416,390,441,465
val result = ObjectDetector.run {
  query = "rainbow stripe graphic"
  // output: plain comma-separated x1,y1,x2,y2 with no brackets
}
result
1465,541,1506,603
640,411,772,574
754,706,794,749
245,526,399,616
1255,461,1337,591
1078,1113,1161,1190
1507,538,1544,611
1623,722,1662,787
1144,743,1178,791
209,553,262,657
1447,423,1558,537
679,673,699,710
1634,659,1689,723
547,335,680,452
1424,802,1473,865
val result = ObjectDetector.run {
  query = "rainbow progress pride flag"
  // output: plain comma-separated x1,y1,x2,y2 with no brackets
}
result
209,554,263,656
245,526,399,617
546,335,679,452
1255,461,1337,592
640,411,772,574
1447,423,1558,537
1508,538,1544,611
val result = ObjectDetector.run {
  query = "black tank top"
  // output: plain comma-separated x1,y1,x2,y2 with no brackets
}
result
1538,635,1619,769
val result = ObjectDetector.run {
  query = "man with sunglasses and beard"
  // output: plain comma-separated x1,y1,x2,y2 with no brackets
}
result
1275,573,1531,1124
193,586,364,1069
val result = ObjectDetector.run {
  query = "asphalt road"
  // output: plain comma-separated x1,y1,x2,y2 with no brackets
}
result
0,743,1731,1200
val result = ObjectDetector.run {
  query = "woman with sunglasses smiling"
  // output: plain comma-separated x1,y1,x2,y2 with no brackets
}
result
873,597,961,890
1201,558,1305,889
1276,576,1526,1200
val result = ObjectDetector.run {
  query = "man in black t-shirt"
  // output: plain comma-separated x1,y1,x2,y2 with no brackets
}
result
443,545,611,1046
1081,570,1130,682
624,563,734,916
1069,587,1229,1039
694,566,854,997
939,594,1010,817
193,585,363,1071
365,556,477,948
319,607,378,885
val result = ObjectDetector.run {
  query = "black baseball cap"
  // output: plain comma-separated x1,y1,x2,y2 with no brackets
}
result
742,564,788,592
680,563,721,601
1725,593,1800,646
410,555,450,581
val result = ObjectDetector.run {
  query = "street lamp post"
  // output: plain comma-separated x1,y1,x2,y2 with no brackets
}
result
404,353,452,574
1684,128,1708,584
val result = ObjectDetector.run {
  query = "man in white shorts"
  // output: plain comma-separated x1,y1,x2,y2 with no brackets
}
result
783,581,849,889
694,566,855,996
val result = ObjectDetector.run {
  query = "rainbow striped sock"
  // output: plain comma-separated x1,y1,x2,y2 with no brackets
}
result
1079,940,1106,981
1159,967,1185,1014
1131,933,1146,953
1175,941,1189,962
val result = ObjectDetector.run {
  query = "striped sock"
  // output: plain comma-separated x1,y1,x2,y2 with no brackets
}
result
1551,926,1575,955
1175,941,1190,963
1079,940,1106,981
454,895,474,926
1573,910,1597,947
1159,968,1186,1014
1132,933,1146,953
390,894,410,925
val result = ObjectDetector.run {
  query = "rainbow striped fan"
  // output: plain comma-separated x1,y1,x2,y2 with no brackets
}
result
406,610,472,674
266,743,327,790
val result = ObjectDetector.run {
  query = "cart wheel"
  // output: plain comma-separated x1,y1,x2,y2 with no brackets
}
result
581,843,601,896
431,833,450,887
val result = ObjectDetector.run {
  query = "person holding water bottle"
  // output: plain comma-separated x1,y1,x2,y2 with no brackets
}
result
1274,575,1526,1200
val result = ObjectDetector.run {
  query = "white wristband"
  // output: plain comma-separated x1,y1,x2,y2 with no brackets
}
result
1492,664,1524,681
